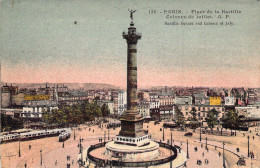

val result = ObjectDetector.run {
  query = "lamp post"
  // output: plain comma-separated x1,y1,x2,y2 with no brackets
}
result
223,142,225,168
18,139,21,157
79,138,82,154
108,129,110,140
80,143,83,166
104,131,106,143
74,127,76,140
248,136,250,157
40,150,42,166
200,122,202,141
171,131,173,146
187,140,189,159
206,137,208,149
163,127,165,141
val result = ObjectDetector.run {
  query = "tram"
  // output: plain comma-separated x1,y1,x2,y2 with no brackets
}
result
0,128,71,143
59,130,71,142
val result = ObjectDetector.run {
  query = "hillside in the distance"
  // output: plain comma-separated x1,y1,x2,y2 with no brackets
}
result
1,82,121,90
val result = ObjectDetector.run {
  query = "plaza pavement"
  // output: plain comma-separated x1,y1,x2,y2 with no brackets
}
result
1,120,259,168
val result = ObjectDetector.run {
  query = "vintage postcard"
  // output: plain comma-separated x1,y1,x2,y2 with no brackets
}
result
0,0,259,168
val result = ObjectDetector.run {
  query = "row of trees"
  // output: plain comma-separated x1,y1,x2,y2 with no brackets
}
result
1,113,23,132
174,106,242,133
42,100,110,126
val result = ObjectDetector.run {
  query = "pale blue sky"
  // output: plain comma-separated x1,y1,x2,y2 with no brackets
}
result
0,0,259,87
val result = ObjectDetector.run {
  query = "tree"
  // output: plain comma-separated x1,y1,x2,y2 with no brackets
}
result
188,107,199,129
1,114,23,132
205,108,219,134
101,104,110,117
42,100,104,126
188,107,198,121
221,110,241,130
174,106,185,128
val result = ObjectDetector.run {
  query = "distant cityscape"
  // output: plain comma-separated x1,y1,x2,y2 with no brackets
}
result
1,82,260,130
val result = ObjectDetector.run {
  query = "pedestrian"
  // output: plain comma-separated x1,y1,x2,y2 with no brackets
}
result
201,143,203,148
29,145,31,150
253,136,255,140
55,160,57,165
202,152,204,157
215,146,217,150
72,160,74,165
25,163,27,168
219,152,221,157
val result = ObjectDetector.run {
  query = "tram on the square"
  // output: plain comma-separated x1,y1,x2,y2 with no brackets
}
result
58,130,71,142
0,128,71,143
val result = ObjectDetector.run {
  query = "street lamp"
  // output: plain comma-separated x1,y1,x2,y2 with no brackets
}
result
187,140,189,159
104,131,106,143
40,150,42,166
200,122,202,141
223,142,226,168
79,138,82,154
206,137,208,149
171,131,173,146
108,129,110,140
163,127,165,141
74,127,76,140
81,145,83,166
248,136,250,157
18,139,21,157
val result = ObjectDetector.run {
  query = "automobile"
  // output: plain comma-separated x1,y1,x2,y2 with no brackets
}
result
184,132,193,137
